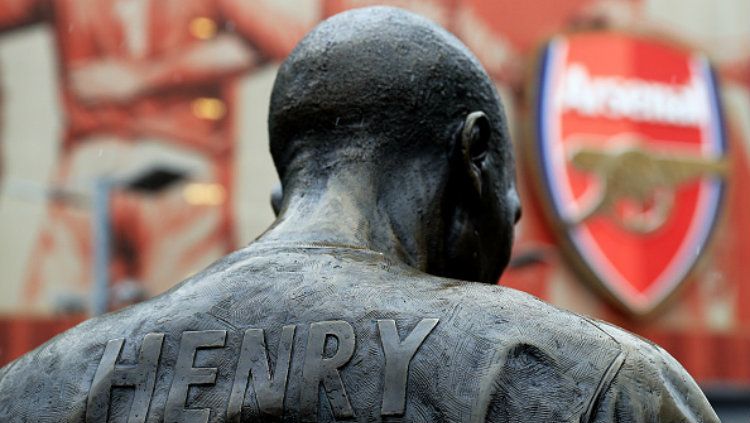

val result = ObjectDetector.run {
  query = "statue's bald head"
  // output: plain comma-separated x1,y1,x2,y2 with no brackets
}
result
269,6,512,185
268,7,520,282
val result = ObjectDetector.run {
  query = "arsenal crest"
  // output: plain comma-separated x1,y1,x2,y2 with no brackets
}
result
530,31,728,315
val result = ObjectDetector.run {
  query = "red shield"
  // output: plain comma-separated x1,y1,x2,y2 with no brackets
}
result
531,31,727,314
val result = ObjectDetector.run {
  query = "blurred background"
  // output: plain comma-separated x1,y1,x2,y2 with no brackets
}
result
0,0,748,420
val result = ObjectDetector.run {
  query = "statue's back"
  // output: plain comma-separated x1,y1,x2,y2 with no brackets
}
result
1,244,706,422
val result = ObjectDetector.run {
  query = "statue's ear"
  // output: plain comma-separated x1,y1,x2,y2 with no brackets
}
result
270,182,283,216
460,111,490,196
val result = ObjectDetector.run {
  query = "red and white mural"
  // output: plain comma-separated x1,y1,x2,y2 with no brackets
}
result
1,0,308,309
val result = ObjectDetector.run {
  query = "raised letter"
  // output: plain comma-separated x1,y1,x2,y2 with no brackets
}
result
378,318,439,416
227,325,296,422
86,333,164,423
165,330,227,423
300,320,355,421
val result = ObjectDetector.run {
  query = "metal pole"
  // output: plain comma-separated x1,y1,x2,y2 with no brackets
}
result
91,178,112,316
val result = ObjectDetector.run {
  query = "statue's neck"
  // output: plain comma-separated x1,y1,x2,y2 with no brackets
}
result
255,171,434,272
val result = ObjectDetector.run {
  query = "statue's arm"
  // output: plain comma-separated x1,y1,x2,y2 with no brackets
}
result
0,354,46,420
0,360,14,390
588,331,719,423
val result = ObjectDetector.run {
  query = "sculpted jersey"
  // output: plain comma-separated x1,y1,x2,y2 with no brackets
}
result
0,245,718,422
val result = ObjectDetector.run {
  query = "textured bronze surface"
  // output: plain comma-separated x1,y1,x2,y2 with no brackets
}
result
0,7,718,422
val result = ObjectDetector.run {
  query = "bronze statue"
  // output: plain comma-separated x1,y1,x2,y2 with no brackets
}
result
0,7,718,422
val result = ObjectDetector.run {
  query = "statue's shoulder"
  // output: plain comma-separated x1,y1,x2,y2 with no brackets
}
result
582,321,720,422
403,277,634,421
405,272,625,353
0,305,152,420
0,249,254,420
